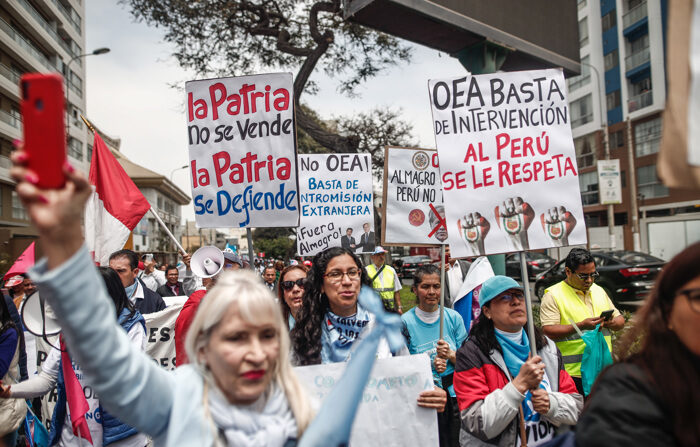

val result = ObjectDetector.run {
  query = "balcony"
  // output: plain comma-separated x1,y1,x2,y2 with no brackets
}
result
628,90,653,112
625,47,650,72
571,113,593,128
623,1,647,29
567,74,591,92
0,62,21,84
0,17,55,71
15,0,74,57
0,110,22,130
50,0,81,34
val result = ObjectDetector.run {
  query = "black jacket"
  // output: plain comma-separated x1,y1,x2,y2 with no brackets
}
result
156,282,184,298
576,362,677,447
134,279,166,314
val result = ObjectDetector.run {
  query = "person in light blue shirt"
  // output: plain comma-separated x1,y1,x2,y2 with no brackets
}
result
402,264,467,447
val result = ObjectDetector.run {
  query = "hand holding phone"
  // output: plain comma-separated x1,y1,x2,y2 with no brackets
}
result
599,309,614,321
20,73,67,189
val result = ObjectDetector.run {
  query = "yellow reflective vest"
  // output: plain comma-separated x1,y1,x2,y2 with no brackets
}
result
544,281,613,377
366,263,396,310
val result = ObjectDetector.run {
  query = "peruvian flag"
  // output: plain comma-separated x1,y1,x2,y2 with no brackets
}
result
84,133,151,265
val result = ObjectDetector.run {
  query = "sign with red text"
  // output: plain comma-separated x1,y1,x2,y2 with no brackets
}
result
428,69,586,257
186,73,299,228
297,154,375,256
382,146,446,246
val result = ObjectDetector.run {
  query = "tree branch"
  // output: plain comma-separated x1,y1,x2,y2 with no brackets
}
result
296,106,360,153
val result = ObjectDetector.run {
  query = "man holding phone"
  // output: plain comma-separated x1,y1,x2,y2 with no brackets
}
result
540,248,625,395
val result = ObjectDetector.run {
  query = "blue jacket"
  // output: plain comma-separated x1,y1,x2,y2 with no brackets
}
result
31,245,400,447
48,308,145,446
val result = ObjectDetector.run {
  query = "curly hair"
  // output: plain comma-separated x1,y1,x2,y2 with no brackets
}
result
290,247,369,365
609,242,700,447
277,264,308,329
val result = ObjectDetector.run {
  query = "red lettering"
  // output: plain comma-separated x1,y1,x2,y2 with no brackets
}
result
543,160,554,181
510,138,522,158
226,94,241,115
563,156,578,177
483,167,494,186
212,151,230,187
471,165,483,188
240,151,257,181
432,153,440,168
495,133,510,160
209,83,227,120
190,159,198,188
239,84,255,114
276,157,291,180
455,171,467,189
522,137,535,157
264,85,271,112
464,143,477,163
188,92,194,122
251,91,265,113
442,172,455,190
511,163,522,184
273,88,290,111
551,154,564,176
498,161,511,187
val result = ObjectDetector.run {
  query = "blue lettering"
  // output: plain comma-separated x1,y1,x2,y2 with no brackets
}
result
217,191,231,214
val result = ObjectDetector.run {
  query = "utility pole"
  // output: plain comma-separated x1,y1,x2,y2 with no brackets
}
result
626,118,641,250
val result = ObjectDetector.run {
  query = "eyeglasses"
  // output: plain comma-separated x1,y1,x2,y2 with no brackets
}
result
575,271,600,280
281,278,307,291
324,269,361,283
498,292,525,303
677,288,700,313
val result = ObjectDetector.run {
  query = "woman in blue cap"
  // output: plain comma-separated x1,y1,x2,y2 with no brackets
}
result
453,275,582,447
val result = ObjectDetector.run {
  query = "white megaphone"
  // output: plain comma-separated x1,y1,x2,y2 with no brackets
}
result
21,291,62,337
191,246,224,278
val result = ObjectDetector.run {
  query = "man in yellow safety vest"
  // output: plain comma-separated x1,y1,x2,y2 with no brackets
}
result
365,246,403,314
540,248,625,395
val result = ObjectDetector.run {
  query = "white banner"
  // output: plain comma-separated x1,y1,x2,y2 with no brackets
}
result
597,159,622,205
296,154,375,256
428,69,587,256
144,296,186,370
186,73,299,228
383,147,446,246
294,354,439,447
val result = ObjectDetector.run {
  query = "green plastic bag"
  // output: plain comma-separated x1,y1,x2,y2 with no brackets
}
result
569,321,613,396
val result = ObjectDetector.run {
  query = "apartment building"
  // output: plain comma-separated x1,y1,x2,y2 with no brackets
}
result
0,0,89,260
569,0,699,260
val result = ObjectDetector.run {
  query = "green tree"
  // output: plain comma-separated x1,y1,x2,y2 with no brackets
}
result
253,227,296,259
123,0,414,155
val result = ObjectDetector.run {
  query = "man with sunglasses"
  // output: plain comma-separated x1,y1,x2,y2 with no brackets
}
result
540,248,625,395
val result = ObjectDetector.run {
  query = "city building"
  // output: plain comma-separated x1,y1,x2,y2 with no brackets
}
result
181,220,227,253
0,0,91,262
569,0,699,259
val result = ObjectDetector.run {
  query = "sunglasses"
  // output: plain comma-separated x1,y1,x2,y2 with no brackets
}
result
498,292,525,303
281,278,307,291
575,272,600,280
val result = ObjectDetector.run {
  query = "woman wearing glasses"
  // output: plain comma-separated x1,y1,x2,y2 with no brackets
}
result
290,247,447,410
453,276,582,447
576,243,700,447
278,264,308,330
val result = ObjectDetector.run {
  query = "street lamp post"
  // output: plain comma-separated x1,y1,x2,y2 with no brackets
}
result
170,164,189,181
582,61,616,250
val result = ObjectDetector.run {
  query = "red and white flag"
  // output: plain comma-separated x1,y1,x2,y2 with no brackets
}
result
84,133,151,265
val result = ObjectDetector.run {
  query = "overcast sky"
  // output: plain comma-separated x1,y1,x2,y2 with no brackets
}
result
84,0,466,221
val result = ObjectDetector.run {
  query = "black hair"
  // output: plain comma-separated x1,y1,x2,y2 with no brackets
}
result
98,267,136,318
165,264,179,275
290,247,369,365
564,248,595,272
109,249,139,270
469,301,547,358
413,264,440,286
346,228,352,232
0,295,18,340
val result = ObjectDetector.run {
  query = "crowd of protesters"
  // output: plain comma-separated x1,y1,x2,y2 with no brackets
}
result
0,145,698,447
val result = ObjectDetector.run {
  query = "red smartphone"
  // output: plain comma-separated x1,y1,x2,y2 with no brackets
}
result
20,73,67,189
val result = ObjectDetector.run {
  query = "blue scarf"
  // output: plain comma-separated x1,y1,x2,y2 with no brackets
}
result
494,328,530,379
321,304,371,363
124,281,138,301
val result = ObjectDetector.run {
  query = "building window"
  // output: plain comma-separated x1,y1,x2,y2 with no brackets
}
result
575,134,598,168
567,55,591,92
635,117,662,157
579,171,599,205
628,76,653,112
11,191,27,220
571,95,593,128
602,10,617,32
604,49,619,71
609,130,625,149
637,164,668,198
87,144,93,162
579,18,589,47
606,90,621,111
68,137,83,160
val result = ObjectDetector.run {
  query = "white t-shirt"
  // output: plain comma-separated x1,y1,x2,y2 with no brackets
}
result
446,262,464,302
138,270,165,292
42,322,147,447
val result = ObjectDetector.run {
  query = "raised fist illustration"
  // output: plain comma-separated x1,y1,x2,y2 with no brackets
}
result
494,197,534,251
540,206,577,247
458,212,490,255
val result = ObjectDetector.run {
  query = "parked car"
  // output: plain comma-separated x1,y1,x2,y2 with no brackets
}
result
534,250,666,309
397,255,432,280
505,252,556,280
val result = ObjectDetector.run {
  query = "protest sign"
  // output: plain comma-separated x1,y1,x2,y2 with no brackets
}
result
144,296,186,370
382,146,445,246
428,69,587,257
186,73,299,228
34,334,59,428
294,354,439,447
296,154,375,256
597,159,622,205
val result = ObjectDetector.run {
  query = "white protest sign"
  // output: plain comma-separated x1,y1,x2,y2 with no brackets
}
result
186,73,299,228
383,147,445,246
597,159,622,205
144,296,186,370
294,354,439,447
33,334,59,428
297,154,375,256
428,69,587,257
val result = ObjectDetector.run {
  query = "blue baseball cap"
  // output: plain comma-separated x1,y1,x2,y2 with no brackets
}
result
478,275,523,308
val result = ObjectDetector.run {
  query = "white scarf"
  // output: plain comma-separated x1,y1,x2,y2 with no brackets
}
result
207,383,298,447
415,307,440,324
